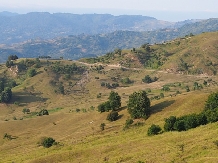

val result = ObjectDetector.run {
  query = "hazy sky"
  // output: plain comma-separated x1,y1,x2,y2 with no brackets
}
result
1,0,218,21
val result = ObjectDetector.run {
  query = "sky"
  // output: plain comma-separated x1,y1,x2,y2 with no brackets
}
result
0,0,218,21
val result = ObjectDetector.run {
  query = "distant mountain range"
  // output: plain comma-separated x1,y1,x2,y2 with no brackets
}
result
0,12,218,63
0,12,201,44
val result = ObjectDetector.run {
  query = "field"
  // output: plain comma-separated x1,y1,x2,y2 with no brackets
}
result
0,57,218,163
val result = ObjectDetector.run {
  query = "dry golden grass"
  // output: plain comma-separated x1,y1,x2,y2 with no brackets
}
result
0,55,218,162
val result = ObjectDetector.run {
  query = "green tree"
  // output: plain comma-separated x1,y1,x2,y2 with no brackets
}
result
107,111,119,121
39,137,56,148
28,68,37,77
109,91,121,110
127,90,150,119
100,123,105,131
205,92,218,110
147,124,162,136
164,116,176,131
142,75,152,83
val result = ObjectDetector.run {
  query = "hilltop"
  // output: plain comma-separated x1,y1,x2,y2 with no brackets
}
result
0,32,218,162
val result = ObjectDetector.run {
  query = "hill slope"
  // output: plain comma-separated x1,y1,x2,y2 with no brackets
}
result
0,49,218,162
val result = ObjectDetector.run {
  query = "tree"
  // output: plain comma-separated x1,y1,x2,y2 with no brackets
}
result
147,124,162,136
28,68,37,77
39,137,56,148
100,123,105,131
164,116,176,131
109,91,121,110
142,75,152,83
107,111,119,121
205,92,218,110
127,90,150,119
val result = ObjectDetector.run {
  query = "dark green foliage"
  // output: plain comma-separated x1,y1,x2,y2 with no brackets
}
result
100,123,105,131
164,116,176,131
160,93,164,98
22,108,30,114
8,55,18,61
162,85,170,92
205,92,218,110
37,109,49,116
142,75,152,83
127,90,150,119
0,87,12,103
147,124,162,136
98,101,111,112
97,91,121,112
185,86,190,92
28,68,37,77
121,77,132,84
58,84,65,95
109,91,121,110
39,137,56,148
173,120,186,131
5,60,13,68
193,82,203,90
203,108,218,122
123,118,134,130
107,111,119,121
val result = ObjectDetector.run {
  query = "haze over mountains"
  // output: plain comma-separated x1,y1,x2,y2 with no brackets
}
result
0,12,218,62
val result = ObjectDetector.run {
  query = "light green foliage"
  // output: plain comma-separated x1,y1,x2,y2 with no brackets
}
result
28,68,37,77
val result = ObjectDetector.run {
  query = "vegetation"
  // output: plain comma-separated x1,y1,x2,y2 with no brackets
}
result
98,91,121,112
127,90,150,119
147,124,162,136
38,137,56,148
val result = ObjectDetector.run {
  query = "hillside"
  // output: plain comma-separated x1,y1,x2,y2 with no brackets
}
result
1,18,218,63
81,31,218,76
0,38,218,163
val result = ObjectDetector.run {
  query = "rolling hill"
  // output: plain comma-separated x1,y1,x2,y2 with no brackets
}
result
0,18,218,63
0,31,218,162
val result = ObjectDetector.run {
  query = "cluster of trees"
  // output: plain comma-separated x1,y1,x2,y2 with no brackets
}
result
0,80,12,103
98,91,121,113
101,82,119,89
121,77,133,84
142,75,158,84
148,91,218,136
6,55,18,68
51,62,82,74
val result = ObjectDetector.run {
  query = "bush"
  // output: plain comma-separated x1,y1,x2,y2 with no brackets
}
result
164,116,176,131
28,68,37,77
173,120,186,131
107,111,119,121
147,124,162,136
37,109,49,116
205,92,218,110
38,137,56,148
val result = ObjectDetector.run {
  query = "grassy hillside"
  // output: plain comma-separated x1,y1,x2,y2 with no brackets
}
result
81,31,218,76
0,50,218,162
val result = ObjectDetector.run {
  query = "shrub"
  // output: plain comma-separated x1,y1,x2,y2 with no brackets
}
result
37,109,49,116
107,111,119,121
205,92,218,110
164,116,176,131
100,123,105,131
38,137,56,148
173,120,186,131
147,124,162,136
